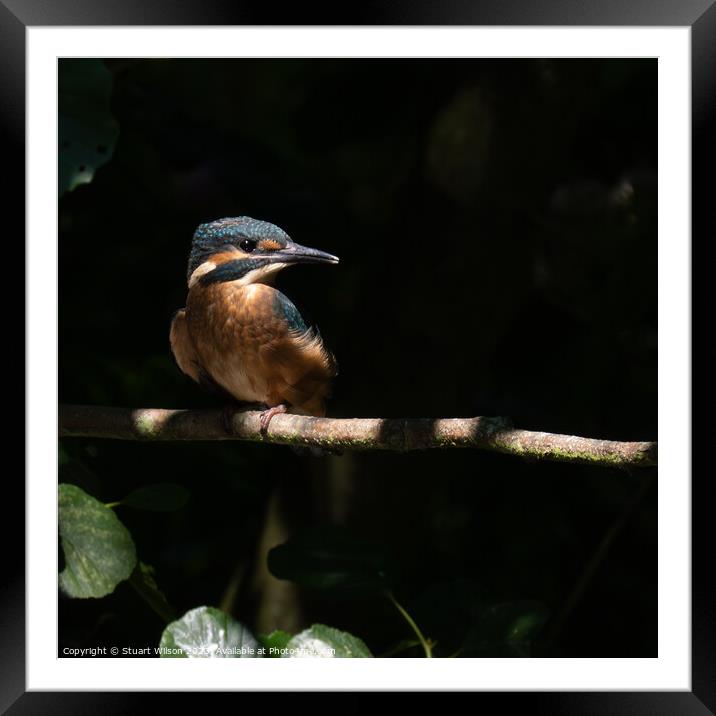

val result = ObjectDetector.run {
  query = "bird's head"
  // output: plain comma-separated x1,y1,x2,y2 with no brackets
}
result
186,216,339,287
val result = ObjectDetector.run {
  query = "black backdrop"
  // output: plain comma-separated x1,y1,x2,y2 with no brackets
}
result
58,57,657,658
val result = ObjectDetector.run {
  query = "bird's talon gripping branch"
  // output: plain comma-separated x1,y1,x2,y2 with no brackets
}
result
259,404,288,434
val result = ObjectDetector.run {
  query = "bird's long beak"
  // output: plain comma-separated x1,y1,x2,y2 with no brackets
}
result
277,241,340,266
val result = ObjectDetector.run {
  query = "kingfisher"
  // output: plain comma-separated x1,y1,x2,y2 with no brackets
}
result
170,217,339,432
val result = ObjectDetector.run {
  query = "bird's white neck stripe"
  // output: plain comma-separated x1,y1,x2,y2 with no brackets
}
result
188,260,288,288
188,261,216,288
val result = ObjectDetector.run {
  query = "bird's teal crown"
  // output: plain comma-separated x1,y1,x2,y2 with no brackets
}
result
187,216,290,282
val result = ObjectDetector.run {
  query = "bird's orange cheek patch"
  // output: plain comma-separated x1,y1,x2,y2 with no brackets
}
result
210,250,242,265
258,239,282,251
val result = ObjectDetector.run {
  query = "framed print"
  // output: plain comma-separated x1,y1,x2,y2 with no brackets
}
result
7,0,713,710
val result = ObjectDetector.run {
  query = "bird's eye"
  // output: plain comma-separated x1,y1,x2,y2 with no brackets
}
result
239,239,257,253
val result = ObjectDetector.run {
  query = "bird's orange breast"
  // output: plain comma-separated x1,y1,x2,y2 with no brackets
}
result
185,281,336,416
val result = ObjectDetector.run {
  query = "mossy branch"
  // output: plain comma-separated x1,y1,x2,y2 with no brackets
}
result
58,404,657,468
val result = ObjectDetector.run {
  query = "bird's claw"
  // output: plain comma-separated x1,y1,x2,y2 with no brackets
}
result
259,404,288,435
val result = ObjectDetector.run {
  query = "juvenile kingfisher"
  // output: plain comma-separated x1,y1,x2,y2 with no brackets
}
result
170,217,339,432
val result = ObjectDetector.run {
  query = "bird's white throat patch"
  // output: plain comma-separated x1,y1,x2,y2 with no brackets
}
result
235,262,288,286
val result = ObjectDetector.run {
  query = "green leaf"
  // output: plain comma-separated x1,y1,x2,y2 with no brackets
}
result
460,601,550,657
282,624,373,658
128,562,176,623
120,483,190,512
59,59,119,196
159,606,261,658
58,483,137,598
258,630,293,656
267,527,391,595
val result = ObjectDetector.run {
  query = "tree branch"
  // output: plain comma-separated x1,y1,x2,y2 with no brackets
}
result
58,404,657,468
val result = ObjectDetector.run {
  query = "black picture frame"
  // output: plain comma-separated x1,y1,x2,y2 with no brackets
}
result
8,0,711,710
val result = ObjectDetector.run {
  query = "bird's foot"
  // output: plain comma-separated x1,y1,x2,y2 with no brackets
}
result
223,402,268,435
259,403,288,435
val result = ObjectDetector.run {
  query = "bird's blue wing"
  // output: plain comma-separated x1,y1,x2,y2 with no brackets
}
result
272,291,309,334
271,289,338,379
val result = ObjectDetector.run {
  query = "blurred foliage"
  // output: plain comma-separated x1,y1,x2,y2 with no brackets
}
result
59,58,657,658
118,483,190,512
59,60,118,196
267,527,392,595
258,629,292,654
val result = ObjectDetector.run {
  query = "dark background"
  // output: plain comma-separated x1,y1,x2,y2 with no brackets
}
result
58,58,657,658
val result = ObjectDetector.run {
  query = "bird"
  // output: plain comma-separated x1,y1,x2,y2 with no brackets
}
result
170,216,339,433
